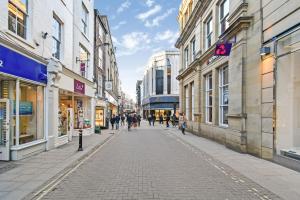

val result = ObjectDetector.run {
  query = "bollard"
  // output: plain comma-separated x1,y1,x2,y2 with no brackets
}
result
78,129,83,151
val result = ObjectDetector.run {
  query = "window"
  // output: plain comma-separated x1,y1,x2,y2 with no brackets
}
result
206,16,213,49
167,59,171,94
205,74,213,123
98,74,103,97
191,82,195,121
185,85,189,120
190,37,196,61
79,45,89,78
81,4,88,35
184,46,189,68
156,69,164,95
52,16,62,59
219,66,229,126
19,83,44,144
98,48,103,69
8,0,27,39
219,0,229,35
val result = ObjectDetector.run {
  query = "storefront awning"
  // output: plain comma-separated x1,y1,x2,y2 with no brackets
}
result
143,102,179,110
142,96,179,105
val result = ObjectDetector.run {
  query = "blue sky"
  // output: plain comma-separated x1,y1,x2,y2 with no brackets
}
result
94,0,181,99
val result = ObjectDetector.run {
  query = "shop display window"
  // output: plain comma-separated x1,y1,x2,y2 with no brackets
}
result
19,83,44,144
59,95,72,137
74,97,91,129
95,108,104,127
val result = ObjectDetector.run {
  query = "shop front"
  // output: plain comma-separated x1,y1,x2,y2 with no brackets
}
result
142,96,179,120
273,28,300,160
47,65,95,149
0,44,47,160
95,99,106,131
105,92,118,117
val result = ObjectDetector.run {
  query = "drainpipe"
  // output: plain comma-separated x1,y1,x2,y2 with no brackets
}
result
272,40,278,156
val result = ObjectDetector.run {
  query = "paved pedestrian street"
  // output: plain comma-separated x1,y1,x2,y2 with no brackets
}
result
41,123,281,200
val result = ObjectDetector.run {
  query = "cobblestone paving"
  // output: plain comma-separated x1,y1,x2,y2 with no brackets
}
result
42,125,281,200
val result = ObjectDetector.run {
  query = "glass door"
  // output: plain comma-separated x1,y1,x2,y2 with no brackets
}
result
0,99,10,160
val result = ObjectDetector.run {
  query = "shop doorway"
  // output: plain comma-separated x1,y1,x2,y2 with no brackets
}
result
0,99,10,161
67,108,74,141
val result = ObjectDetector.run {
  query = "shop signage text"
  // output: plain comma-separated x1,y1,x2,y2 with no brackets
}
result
0,45,47,84
214,43,232,56
74,79,85,94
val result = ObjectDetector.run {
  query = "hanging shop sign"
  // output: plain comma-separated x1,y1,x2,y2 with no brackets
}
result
74,79,85,94
214,43,232,56
0,45,47,84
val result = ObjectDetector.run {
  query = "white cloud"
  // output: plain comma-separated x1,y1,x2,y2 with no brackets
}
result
114,32,151,57
112,21,127,30
122,32,150,49
117,0,131,13
145,0,155,7
145,8,175,27
155,30,179,44
136,5,161,21
112,36,120,46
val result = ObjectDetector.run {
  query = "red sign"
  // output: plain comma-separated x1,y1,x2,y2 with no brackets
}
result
214,43,232,56
74,79,85,94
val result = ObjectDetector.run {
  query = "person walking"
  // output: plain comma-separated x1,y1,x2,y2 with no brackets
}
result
137,114,141,127
110,115,115,130
127,114,132,131
121,115,125,126
159,115,163,124
172,113,177,127
115,115,120,130
181,113,187,135
148,114,152,126
166,114,170,128
152,114,156,126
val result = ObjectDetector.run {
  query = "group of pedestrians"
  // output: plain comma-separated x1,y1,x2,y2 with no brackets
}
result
149,113,179,128
126,114,142,131
148,113,188,135
109,113,141,131
110,112,187,135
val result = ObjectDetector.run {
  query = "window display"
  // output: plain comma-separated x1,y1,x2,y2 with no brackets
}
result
95,108,104,127
74,97,91,129
19,83,44,144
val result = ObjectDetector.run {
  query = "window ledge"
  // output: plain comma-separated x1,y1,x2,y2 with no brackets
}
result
11,139,46,150
5,30,35,49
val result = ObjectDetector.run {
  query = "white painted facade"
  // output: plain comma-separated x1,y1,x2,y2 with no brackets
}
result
143,51,180,98
0,0,96,160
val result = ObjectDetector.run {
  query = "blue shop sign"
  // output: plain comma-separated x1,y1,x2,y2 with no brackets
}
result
0,45,47,84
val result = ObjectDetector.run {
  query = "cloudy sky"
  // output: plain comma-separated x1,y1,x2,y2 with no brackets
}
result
94,0,181,99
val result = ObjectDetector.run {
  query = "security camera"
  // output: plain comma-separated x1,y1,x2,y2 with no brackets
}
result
42,32,48,39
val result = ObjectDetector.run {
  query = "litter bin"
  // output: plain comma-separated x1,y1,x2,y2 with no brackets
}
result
95,126,101,134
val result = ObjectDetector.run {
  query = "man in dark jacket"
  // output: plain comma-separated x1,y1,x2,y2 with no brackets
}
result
110,115,115,130
115,115,120,130
166,115,170,128
152,114,156,126
127,114,133,131
148,115,152,126
137,115,141,127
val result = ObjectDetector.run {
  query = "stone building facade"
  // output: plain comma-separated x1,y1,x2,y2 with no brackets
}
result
176,0,300,167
